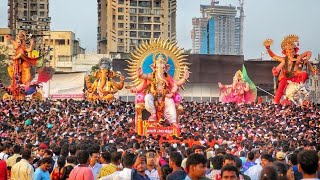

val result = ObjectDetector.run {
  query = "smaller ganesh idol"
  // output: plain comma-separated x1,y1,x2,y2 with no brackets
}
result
218,65,257,104
84,57,124,102
263,34,317,104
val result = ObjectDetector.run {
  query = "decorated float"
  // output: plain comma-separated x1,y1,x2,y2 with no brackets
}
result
218,65,257,104
0,30,54,100
263,35,318,105
125,39,189,136
84,57,124,102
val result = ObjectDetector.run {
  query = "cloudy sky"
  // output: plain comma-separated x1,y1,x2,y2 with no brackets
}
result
1,0,319,59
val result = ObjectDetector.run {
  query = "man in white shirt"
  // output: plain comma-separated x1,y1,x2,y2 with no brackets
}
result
145,150,160,180
244,154,273,180
100,152,135,180
0,143,10,160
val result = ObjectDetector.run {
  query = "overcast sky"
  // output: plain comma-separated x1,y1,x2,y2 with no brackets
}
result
1,0,319,59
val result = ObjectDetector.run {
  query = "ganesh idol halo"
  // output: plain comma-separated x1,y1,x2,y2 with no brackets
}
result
125,38,190,87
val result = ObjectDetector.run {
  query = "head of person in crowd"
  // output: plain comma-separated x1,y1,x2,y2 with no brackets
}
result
110,151,122,166
100,151,111,164
287,153,298,166
69,145,77,156
12,144,21,155
24,143,33,151
38,157,53,172
211,155,224,170
76,150,90,165
57,156,66,168
282,145,289,153
60,146,69,157
273,162,288,180
297,150,319,178
276,151,286,162
239,151,246,158
122,152,135,168
246,151,255,162
192,145,204,155
0,143,11,156
88,147,100,166
223,154,236,167
146,149,157,167
169,151,183,169
252,149,261,161
226,147,232,154
135,154,148,173
43,149,53,158
52,146,61,156
261,154,274,168
221,165,240,180
260,165,278,180
21,149,32,162
185,148,193,158
234,157,243,171
16,156,22,163
66,155,78,165
160,164,173,180
37,146,46,158
216,148,227,156
186,153,207,179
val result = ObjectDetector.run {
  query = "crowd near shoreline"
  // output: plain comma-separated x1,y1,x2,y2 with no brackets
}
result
0,99,319,180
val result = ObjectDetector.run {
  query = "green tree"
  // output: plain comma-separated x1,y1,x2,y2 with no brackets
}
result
0,45,10,97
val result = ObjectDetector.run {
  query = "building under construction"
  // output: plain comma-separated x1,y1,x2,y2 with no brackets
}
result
191,0,244,55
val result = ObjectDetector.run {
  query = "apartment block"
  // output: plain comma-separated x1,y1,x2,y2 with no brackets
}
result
7,0,50,37
0,28,12,47
44,31,85,72
0,28,14,56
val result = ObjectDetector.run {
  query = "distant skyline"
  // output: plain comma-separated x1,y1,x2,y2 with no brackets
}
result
1,0,320,59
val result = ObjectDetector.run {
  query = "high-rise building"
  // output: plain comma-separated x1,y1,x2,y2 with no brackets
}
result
191,18,208,54
234,17,241,55
200,18,215,54
97,0,177,54
192,3,242,55
7,0,51,37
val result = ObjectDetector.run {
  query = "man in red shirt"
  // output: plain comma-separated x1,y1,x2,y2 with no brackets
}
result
0,159,7,180
69,150,94,180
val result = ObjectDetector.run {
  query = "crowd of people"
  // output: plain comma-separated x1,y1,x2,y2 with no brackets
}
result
0,98,319,180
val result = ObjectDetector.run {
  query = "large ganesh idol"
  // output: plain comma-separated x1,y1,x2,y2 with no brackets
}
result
0,30,54,100
125,39,189,136
84,57,124,102
263,35,317,105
